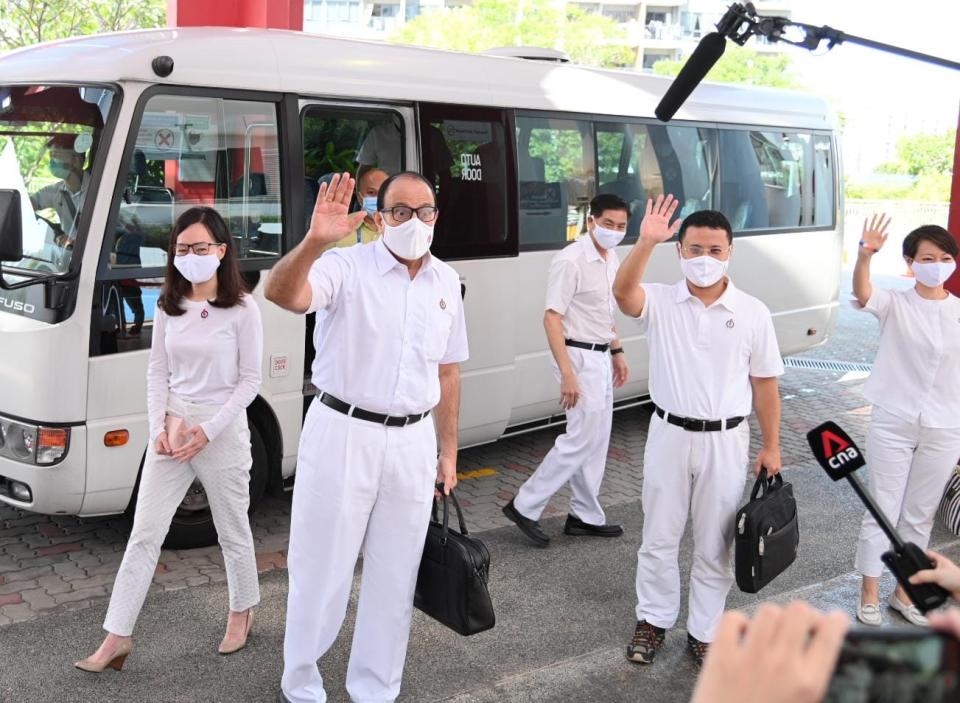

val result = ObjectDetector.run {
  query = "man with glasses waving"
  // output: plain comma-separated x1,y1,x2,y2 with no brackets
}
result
503,193,631,546
265,171,467,703
612,198,784,670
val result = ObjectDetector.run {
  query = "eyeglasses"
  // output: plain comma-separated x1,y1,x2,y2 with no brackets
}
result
682,244,730,258
381,206,439,224
175,242,220,256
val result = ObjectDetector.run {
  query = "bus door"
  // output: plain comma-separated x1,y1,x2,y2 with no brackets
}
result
295,100,416,411
87,88,285,516
417,103,518,447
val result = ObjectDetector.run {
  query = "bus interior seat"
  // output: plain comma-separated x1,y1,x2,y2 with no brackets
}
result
232,172,267,197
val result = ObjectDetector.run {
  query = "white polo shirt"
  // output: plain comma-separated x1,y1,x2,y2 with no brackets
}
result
638,278,784,419
306,238,469,416
859,287,960,428
545,236,619,345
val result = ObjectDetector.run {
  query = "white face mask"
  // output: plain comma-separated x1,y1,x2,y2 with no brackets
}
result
591,223,626,250
173,252,221,284
680,255,728,288
911,261,956,288
382,216,434,260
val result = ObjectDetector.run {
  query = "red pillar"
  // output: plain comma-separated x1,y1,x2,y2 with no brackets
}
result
167,0,303,30
947,104,960,296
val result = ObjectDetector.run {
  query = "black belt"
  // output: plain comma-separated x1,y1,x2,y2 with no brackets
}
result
565,339,610,352
319,392,430,427
653,403,744,432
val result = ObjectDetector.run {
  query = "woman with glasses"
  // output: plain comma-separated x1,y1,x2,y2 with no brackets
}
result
76,207,263,672
853,216,960,628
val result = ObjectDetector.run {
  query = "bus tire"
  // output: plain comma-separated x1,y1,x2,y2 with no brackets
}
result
161,420,269,550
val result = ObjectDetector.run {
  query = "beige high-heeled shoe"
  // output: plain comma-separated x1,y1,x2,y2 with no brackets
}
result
219,608,254,655
74,638,134,673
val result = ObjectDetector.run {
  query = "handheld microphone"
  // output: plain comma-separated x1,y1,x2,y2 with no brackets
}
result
654,32,727,122
807,421,948,613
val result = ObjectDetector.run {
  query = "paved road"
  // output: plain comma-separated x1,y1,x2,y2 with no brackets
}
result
3,272,953,703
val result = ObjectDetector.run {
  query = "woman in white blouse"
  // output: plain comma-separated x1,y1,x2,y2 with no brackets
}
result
853,215,960,627
76,207,263,672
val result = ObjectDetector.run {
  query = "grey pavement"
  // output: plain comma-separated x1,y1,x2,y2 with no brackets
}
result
2,270,956,702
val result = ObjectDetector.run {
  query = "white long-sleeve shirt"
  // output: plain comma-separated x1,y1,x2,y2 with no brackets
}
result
147,294,263,442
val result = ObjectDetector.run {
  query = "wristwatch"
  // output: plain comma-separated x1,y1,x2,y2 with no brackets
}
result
610,347,624,355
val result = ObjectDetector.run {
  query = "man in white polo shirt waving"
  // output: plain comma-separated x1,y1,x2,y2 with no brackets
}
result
266,171,467,703
613,195,784,669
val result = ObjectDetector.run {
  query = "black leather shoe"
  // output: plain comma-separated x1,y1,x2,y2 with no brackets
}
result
564,513,624,537
687,632,709,669
502,498,550,547
627,620,665,664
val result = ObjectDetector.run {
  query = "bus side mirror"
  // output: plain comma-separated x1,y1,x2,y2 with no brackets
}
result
0,189,24,262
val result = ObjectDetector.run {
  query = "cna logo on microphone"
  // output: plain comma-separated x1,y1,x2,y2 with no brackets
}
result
806,421,866,480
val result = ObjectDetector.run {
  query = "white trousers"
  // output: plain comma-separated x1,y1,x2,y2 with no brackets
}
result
855,406,960,578
514,348,613,525
281,400,437,703
634,411,749,643
103,396,260,637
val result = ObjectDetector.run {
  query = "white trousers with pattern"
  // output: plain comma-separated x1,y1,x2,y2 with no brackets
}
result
103,396,260,637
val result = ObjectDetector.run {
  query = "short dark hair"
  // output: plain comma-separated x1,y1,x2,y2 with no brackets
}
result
678,210,733,243
590,193,630,219
377,171,436,211
159,207,247,316
902,224,958,259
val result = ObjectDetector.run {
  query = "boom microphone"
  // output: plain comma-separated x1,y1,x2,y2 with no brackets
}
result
654,32,727,122
807,421,948,613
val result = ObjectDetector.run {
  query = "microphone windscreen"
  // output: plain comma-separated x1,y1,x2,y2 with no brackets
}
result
654,32,727,122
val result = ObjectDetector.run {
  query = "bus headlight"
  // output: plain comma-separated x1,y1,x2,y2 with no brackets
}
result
0,417,70,466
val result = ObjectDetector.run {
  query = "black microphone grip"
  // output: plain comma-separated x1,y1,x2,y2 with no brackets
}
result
881,543,949,613
655,32,727,122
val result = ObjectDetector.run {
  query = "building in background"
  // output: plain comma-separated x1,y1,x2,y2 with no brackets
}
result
302,0,793,68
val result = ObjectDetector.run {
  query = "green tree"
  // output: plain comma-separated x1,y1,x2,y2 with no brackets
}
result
0,0,165,51
652,44,801,90
390,0,634,68
877,129,956,177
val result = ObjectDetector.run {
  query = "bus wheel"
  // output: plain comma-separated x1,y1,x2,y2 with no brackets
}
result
162,422,270,550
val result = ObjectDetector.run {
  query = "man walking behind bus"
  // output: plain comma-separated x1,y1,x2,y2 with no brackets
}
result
266,171,468,702
503,193,630,545
613,196,783,668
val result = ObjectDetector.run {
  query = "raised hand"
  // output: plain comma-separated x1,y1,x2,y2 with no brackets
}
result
305,172,367,249
639,194,681,244
860,213,891,253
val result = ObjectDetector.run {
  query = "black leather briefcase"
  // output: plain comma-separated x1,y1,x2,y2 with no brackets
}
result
735,469,800,594
414,490,495,636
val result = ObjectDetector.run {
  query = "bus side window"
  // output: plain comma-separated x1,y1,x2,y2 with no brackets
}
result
812,135,835,227
517,115,595,250
93,94,283,356
418,103,514,261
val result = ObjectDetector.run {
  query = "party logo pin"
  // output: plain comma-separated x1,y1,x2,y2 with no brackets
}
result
440,298,447,310
726,318,735,328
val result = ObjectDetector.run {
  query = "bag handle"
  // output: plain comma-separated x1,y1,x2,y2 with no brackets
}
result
432,487,469,542
749,467,783,500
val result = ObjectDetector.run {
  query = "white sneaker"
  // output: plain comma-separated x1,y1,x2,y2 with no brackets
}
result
888,593,929,626
856,600,883,626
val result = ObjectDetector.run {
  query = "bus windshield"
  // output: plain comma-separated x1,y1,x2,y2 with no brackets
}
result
0,84,115,275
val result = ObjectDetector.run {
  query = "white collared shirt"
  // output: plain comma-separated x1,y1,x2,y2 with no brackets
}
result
545,236,619,344
860,287,960,428
638,278,784,419
31,172,89,236
306,239,469,415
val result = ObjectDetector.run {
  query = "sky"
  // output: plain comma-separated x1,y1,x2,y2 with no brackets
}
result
733,0,960,175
